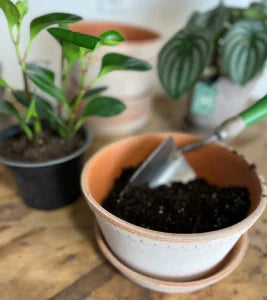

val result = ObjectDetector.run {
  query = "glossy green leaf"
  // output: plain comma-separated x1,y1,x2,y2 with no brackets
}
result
0,77,10,88
98,53,152,78
221,19,267,84
27,72,66,104
75,96,125,131
16,0,28,22
0,98,20,116
83,86,108,99
158,27,212,99
26,63,55,82
0,0,20,31
70,86,108,108
82,96,125,117
47,28,100,50
100,30,125,46
30,13,82,42
12,90,29,107
0,98,32,139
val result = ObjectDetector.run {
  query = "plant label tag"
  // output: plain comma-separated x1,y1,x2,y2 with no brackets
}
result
191,82,217,115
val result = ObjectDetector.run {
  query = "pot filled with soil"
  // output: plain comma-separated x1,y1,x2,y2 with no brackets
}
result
0,3,151,210
0,123,90,210
81,133,266,282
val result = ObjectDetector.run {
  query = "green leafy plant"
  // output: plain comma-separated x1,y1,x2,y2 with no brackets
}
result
158,1,267,99
0,0,152,139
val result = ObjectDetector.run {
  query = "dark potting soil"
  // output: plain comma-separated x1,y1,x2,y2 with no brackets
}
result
0,126,84,162
103,168,250,234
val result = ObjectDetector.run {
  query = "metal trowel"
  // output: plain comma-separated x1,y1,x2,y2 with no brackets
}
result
127,95,267,189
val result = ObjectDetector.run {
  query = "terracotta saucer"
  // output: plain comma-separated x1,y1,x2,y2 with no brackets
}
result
95,224,248,293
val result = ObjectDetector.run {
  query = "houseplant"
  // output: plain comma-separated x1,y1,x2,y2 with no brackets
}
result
69,22,161,136
81,132,267,289
0,0,151,210
158,2,267,128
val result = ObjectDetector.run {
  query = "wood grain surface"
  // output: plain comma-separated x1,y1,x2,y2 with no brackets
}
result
0,97,266,300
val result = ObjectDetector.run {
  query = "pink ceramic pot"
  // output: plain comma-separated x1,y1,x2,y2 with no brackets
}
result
81,133,266,281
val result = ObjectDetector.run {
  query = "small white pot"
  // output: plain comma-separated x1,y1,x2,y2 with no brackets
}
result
81,133,266,281
187,77,258,128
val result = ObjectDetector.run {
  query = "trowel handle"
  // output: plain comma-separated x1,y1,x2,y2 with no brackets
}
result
216,94,267,141
181,94,267,153
240,94,267,126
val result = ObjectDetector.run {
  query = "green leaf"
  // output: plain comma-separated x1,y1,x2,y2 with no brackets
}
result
98,53,152,78
100,30,125,46
158,27,213,99
27,72,66,104
0,98,20,116
0,0,20,31
75,96,126,131
47,28,100,50
188,5,229,37
82,96,126,117
0,98,32,139
0,77,10,89
30,13,82,42
12,90,29,107
26,63,55,82
221,19,267,85
83,86,108,99
16,0,28,22
70,86,108,108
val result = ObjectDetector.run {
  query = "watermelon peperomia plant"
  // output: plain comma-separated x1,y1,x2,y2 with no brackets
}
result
0,0,151,139
158,2,267,99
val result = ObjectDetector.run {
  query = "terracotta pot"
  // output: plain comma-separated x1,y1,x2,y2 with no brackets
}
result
81,133,266,281
187,77,258,129
69,22,161,97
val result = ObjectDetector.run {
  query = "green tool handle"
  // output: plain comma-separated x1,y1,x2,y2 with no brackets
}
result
240,94,267,126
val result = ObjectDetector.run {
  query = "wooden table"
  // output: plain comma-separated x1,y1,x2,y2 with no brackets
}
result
0,97,266,300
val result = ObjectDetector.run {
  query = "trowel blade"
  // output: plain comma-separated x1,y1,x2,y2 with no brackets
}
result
129,137,196,188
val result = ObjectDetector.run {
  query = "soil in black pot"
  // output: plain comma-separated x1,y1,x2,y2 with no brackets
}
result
103,168,250,234
0,125,84,162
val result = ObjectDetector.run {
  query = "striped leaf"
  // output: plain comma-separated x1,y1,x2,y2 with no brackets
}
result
221,19,267,85
158,28,213,99
188,5,229,37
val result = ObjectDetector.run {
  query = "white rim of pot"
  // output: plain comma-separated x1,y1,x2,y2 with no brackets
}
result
0,124,91,168
81,133,267,243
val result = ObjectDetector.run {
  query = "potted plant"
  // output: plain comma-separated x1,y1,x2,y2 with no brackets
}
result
158,2,267,128
81,132,267,291
0,0,151,210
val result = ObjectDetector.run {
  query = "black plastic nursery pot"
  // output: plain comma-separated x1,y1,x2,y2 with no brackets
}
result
0,124,90,210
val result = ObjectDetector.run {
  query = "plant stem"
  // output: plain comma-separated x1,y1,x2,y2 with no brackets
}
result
68,60,86,133
34,118,42,135
11,28,30,101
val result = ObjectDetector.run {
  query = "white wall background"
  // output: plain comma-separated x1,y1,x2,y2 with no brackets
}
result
0,0,266,98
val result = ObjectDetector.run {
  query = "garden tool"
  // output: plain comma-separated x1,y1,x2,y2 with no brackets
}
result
128,95,267,188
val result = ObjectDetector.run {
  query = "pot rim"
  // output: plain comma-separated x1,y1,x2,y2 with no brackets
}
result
0,123,91,168
69,21,161,44
81,132,267,242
